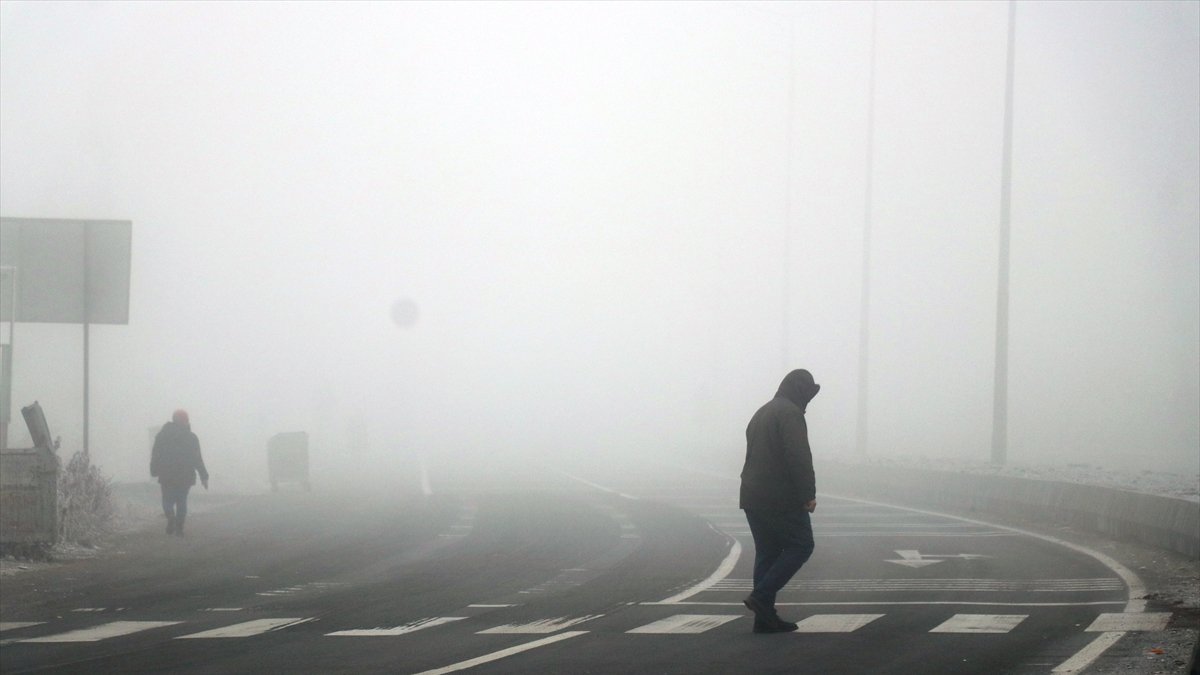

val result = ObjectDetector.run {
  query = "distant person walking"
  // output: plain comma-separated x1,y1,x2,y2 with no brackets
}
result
151,409,208,536
739,369,820,633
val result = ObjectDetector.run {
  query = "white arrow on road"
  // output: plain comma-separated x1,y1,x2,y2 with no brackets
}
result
885,550,992,568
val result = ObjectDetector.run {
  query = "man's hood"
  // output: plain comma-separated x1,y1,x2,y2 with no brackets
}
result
776,369,820,411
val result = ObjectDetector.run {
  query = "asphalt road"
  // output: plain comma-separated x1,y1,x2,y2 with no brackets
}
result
0,461,1170,674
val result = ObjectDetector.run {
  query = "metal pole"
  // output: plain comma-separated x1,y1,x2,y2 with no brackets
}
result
856,1,878,457
782,19,796,371
992,0,1016,465
83,225,90,456
0,266,13,451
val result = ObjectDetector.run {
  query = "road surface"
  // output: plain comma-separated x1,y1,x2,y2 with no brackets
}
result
0,461,1170,673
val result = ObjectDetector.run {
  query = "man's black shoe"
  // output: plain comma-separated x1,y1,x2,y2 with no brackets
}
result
753,618,799,634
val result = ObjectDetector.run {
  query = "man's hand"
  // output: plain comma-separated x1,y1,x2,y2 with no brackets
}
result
805,499,817,513
202,477,209,490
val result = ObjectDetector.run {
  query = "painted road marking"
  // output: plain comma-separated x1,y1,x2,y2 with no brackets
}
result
815,532,1017,538
809,494,1148,610
0,622,44,632
412,631,588,675
886,550,991,567
256,581,347,597
328,617,467,636
200,608,244,612
929,614,1027,633
627,614,741,634
176,618,313,639
657,539,742,604
656,600,1124,608
1084,612,1171,632
557,471,640,500
20,621,181,643
657,600,1123,607
792,614,885,632
1052,632,1125,673
811,493,1149,671
570,469,1151,673
719,531,1013,538
479,615,603,634
708,578,1124,592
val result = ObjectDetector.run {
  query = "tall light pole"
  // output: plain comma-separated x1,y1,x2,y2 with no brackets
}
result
856,1,879,458
782,18,797,371
992,0,1016,465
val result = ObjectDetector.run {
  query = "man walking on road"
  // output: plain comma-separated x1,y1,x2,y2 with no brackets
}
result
739,369,820,633
151,409,209,536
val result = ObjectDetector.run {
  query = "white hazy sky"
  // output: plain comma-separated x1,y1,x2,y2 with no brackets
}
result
1,0,1197,487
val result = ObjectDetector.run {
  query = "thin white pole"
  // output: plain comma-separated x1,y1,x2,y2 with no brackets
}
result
857,1,878,458
992,0,1016,465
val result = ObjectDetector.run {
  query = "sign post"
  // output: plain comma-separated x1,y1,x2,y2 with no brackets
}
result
0,218,132,453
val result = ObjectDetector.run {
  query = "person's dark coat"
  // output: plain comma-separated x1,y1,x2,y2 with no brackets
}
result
151,421,208,487
739,369,820,511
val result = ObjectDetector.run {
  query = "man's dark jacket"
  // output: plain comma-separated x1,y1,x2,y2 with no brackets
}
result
739,369,820,510
151,421,208,487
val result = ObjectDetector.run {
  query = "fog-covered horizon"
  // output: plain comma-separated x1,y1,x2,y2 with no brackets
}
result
2,1,1197,488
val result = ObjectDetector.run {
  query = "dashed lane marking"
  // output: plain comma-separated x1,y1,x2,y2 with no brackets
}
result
928,614,1027,633
327,617,466,637
627,614,741,634
19,621,181,643
478,615,603,634
177,618,314,638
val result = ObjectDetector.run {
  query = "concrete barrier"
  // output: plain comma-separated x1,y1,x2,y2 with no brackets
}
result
0,446,59,546
818,461,1200,559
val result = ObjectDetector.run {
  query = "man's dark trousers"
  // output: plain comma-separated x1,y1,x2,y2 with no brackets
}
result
161,483,191,525
744,508,815,608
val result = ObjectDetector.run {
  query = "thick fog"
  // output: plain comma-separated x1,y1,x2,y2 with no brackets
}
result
1,1,1197,490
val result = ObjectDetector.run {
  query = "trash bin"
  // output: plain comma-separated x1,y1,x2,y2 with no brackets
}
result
267,431,310,492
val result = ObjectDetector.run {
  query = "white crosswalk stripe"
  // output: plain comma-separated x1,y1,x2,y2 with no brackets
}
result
627,615,741,634
4,610,1176,644
478,615,603,634
793,614,884,632
176,618,313,639
929,614,1027,633
328,617,467,637
19,621,181,643
1084,612,1171,632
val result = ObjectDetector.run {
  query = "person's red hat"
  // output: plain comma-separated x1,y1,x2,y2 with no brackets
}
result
172,409,189,425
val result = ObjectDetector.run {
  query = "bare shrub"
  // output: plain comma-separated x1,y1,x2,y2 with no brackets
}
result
57,451,116,546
